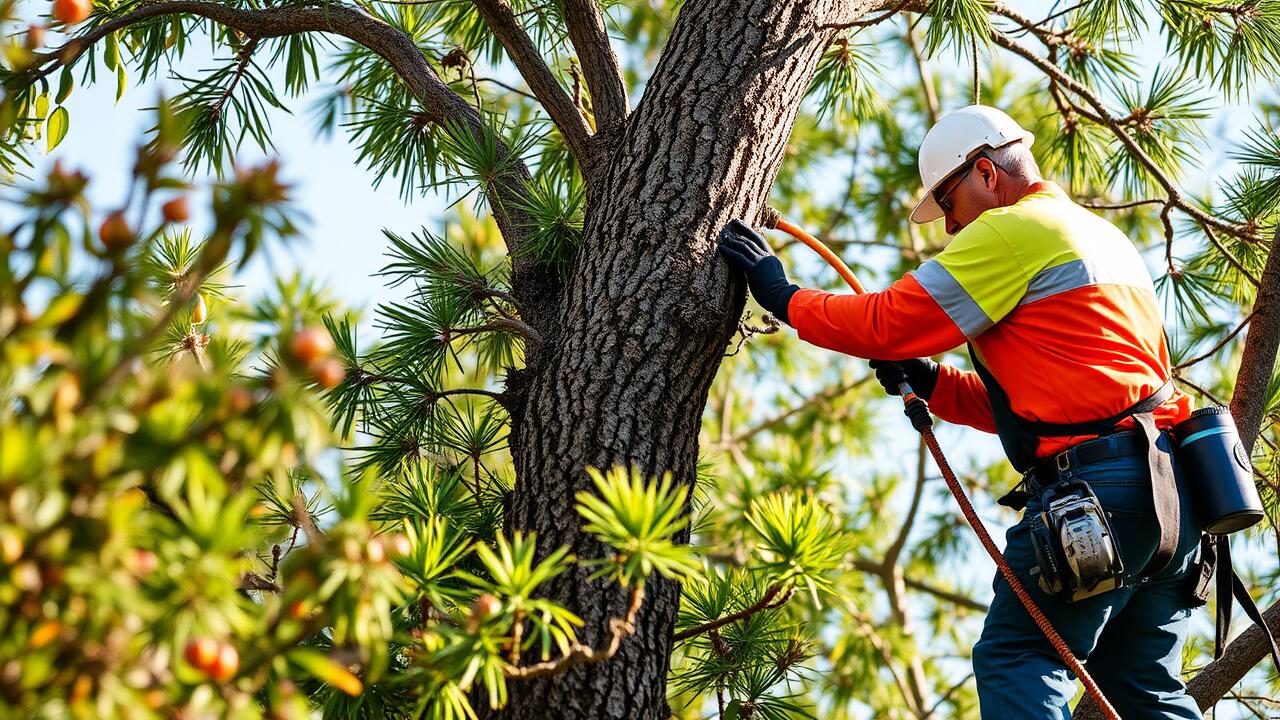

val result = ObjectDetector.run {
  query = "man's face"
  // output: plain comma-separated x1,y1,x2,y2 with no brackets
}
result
934,156,1001,235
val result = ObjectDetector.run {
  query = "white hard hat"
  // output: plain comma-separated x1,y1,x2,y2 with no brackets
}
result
910,105,1035,224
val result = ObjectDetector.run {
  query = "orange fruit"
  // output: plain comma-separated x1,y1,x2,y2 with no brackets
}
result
289,327,333,366
53,0,91,25
184,637,218,671
98,211,133,250
191,293,207,325
365,538,386,564
209,643,239,682
472,593,501,621
162,196,189,223
310,358,345,389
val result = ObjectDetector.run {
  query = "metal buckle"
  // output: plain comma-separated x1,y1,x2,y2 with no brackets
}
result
1056,451,1071,472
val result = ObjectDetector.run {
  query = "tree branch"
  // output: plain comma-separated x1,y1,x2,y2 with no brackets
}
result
560,0,629,136
990,30,1258,243
850,559,988,614
452,318,543,344
16,1,560,329
710,375,869,448
1077,197,1165,210
1175,305,1262,370
671,585,792,642
469,0,596,166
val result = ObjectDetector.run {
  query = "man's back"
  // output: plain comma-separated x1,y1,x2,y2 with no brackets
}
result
917,185,1193,456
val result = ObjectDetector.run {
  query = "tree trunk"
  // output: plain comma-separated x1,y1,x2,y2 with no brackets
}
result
499,1,869,717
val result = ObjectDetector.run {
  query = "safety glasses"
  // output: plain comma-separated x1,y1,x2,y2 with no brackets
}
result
933,151,1006,214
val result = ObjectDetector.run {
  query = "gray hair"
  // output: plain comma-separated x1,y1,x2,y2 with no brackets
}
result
985,141,1042,182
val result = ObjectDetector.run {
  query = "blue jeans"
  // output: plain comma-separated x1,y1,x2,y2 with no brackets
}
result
973,433,1203,719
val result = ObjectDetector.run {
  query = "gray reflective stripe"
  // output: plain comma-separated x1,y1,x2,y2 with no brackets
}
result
1021,258,1154,305
913,260,993,338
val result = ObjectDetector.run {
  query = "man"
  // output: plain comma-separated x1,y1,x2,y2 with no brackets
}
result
718,105,1203,719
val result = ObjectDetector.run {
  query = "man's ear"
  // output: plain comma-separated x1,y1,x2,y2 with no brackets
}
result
977,158,999,190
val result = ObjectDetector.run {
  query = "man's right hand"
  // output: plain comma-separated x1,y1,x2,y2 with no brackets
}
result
869,358,939,400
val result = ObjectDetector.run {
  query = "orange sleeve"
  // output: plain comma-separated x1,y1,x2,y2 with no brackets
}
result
785,273,968,360
929,364,996,433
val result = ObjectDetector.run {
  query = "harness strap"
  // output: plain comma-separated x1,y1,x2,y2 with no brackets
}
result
1213,536,1280,674
1134,412,1179,577
1024,382,1173,437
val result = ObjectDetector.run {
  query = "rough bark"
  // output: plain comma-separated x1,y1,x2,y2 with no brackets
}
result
499,1,871,717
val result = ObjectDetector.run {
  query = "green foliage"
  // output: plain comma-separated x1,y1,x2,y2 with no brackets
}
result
924,0,994,55
3,0,1279,716
808,38,881,126
746,493,849,606
576,466,700,588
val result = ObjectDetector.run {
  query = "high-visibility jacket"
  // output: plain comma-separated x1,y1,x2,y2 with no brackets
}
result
786,182,1192,459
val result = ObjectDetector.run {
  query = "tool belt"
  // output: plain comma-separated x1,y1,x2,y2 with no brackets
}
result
968,341,1179,578
969,345,1279,673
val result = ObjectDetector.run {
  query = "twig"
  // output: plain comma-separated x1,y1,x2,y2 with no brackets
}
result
1175,305,1263,370
672,585,792,642
506,586,644,678
1173,374,1228,407
924,672,976,719
452,318,543,344
724,312,782,357
1077,197,1164,210
1200,221,1262,287
820,0,914,30
712,375,869,448
474,76,537,100
210,38,260,123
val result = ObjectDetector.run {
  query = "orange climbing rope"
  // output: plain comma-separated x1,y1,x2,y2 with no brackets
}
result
766,211,1121,720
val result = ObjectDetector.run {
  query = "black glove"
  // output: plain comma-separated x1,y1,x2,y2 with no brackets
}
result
869,358,939,401
717,218,800,324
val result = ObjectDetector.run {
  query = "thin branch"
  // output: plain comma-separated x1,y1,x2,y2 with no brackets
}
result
560,0,628,135
1175,305,1263,370
469,0,596,166
475,76,537,100
506,586,644,678
924,672,976,719
1174,374,1228,407
883,438,928,567
849,558,988,613
712,375,869,448
210,38,260,123
452,318,543,344
837,595,922,717
672,585,792,642
821,0,914,30
1200,220,1262,287
904,18,939,126
1077,197,1165,210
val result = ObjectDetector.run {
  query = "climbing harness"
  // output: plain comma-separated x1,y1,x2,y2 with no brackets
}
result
761,208,1123,719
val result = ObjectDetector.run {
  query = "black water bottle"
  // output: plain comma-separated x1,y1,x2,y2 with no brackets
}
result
1173,407,1265,534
